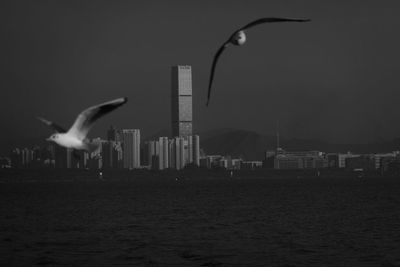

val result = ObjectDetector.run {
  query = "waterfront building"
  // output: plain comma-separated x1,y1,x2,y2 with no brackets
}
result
145,140,156,169
123,129,141,169
345,155,375,171
168,139,175,169
102,141,123,169
107,125,122,142
338,152,360,168
241,161,263,170
11,148,23,168
200,155,223,169
159,137,169,170
373,152,399,170
193,135,200,166
274,150,328,170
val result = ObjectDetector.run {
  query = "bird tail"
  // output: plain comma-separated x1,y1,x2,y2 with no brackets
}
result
86,141,101,153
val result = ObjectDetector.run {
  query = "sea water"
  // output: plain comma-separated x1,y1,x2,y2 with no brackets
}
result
1,176,400,266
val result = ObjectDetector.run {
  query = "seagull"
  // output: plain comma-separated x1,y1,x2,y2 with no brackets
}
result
37,97,127,152
206,17,311,106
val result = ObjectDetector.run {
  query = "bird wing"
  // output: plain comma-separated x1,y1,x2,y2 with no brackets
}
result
206,17,310,106
239,17,311,31
206,42,231,106
67,97,128,140
36,117,67,133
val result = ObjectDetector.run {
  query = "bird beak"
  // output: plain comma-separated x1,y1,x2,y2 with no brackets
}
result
46,137,52,141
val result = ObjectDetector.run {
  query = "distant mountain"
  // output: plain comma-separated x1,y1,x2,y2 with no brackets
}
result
200,129,400,160
199,129,276,160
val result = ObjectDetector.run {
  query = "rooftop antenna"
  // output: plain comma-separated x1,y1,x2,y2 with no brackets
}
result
276,119,280,152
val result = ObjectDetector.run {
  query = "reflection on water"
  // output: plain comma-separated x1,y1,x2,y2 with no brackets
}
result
1,177,400,266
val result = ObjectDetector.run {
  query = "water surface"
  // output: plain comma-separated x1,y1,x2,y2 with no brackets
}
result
1,177,400,266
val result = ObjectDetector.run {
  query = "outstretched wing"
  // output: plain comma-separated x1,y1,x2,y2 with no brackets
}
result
206,17,310,106
67,97,128,140
239,17,311,31
206,42,231,106
36,117,67,133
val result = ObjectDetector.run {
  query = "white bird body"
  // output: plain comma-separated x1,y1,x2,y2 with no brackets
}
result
48,133,87,150
231,30,246,46
38,97,127,152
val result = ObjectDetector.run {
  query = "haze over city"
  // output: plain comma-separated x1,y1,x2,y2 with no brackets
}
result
1,0,400,155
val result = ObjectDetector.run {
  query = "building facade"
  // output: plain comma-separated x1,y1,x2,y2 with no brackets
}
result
193,135,200,166
144,135,199,170
171,65,193,137
274,150,328,170
123,129,141,169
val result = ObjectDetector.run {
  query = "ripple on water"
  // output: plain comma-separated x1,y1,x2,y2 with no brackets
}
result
1,177,400,266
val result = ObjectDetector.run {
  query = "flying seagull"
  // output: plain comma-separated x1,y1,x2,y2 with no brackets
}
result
206,17,310,106
37,97,127,152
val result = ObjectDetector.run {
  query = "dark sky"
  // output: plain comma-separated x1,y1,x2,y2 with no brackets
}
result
1,0,400,153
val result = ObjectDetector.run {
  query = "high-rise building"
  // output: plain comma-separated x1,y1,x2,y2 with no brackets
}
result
102,141,123,169
173,137,181,169
187,135,193,164
171,65,193,137
145,140,160,170
144,140,155,168
193,135,200,166
159,137,169,170
144,135,200,170
21,148,34,167
168,139,175,169
179,137,186,170
107,125,121,142
123,129,141,169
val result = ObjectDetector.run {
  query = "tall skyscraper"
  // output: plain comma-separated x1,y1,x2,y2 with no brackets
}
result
171,65,193,137
123,129,141,169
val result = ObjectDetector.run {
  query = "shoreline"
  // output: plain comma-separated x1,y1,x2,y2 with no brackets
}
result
0,168,396,182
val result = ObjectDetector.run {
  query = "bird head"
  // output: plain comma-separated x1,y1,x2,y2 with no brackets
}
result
46,133,59,142
231,30,246,46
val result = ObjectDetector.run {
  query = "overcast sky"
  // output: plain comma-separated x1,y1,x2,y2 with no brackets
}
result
1,0,400,153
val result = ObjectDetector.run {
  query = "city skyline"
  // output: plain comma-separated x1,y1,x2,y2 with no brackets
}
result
6,124,400,173
3,57,400,172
